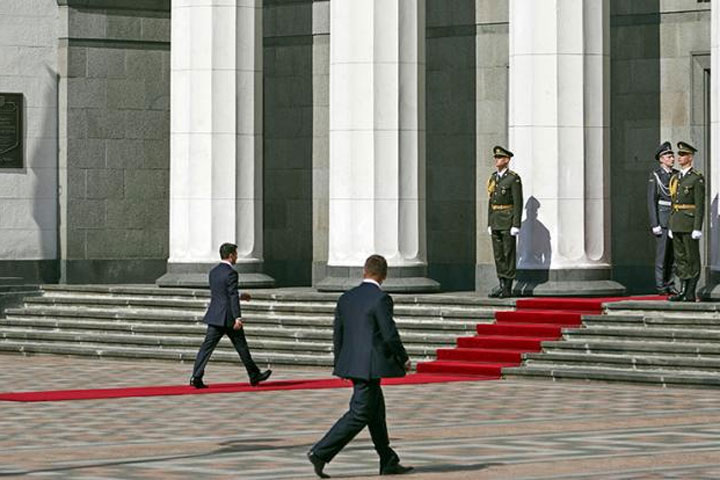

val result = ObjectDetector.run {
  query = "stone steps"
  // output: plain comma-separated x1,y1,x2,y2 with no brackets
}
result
504,302,720,388
0,285,509,368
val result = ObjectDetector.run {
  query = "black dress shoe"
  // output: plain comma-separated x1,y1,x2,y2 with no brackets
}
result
307,451,330,478
250,369,272,386
189,377,208,389
380,463,414,475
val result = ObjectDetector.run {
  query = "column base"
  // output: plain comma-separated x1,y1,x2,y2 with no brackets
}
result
512,268,626,297
156,262,275,289
700,269,720,301
316,265,440,293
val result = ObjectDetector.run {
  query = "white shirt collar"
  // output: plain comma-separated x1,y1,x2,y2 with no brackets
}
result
362,278,382,289
496,168,508,177
660,165,673,174
680,166,692,176
220,260,233,267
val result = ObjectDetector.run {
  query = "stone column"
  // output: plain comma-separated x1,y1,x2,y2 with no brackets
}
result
706,0,720,299
316,0,439,292
158,0,273,287
508,0,624,295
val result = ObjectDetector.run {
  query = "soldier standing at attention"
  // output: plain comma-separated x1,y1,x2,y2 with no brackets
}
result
647,141,678,295
668,141,705,302
487,146,523,298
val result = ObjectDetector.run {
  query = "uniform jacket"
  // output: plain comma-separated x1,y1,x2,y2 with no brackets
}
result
669,168,705,233
332,282,409,381
647,166,677,229
203,262,242,328
487,170,523,231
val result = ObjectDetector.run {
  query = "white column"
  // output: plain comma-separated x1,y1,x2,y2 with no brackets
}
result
163,0,270,286
708,0,720,297
509,0,622,294
322,0,435,291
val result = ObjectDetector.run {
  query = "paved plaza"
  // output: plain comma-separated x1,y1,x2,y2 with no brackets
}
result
1,355,720,479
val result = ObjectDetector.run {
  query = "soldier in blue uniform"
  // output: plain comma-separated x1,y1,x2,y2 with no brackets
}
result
647,141,678,294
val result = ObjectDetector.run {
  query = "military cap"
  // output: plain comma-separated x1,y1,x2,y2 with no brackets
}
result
676,141,698,155
654,141,673,160
493,145,513,158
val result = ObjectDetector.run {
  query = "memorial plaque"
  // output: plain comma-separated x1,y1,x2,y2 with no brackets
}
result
0,94,23,169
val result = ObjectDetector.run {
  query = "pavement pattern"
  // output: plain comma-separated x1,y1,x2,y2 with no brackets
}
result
1,355,720,479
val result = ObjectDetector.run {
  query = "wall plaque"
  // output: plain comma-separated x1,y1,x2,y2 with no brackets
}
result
0,94,23,169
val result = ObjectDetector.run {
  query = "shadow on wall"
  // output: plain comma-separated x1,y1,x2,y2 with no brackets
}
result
515,196,551,294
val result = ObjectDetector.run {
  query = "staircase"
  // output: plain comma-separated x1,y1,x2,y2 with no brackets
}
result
416,299,594,378
0,285,512,369
503,299,720,387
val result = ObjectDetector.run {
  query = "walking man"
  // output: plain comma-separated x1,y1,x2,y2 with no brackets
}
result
647,141,678,294
487,145,523,298
307,255,413,478
189,242,272,388
668,142,705,302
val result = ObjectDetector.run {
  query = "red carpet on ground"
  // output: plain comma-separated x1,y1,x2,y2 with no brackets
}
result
416,295,665,377
1,295,665,402
0,373,486,403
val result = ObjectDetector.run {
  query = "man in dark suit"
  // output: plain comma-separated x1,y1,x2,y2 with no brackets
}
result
189,242,272,388
307,255,413,478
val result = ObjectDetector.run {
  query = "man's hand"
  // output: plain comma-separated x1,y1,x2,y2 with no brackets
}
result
651,226,662,236
487,226,492,235
233,318,244,330
404,359,411,372
692,230,702,240
510,227,520,236
668,229,673,239
240,292,251,302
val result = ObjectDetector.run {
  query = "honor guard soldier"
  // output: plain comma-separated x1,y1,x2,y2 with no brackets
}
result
668,141,705,302
647,141,678,294
487,145,523,298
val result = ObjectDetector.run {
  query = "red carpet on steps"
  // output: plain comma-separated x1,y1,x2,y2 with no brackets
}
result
416,295,665,377
0,373,486,403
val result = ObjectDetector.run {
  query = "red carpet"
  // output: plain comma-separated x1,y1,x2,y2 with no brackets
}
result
0,373,487,403
416,295,666,377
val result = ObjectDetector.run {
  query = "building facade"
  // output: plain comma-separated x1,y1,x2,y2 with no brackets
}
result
0,0,719,297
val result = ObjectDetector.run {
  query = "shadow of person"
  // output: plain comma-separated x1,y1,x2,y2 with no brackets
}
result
516,196,552,295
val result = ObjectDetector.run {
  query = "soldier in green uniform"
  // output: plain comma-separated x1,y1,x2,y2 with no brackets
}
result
668,141,705,302
487,146,523,298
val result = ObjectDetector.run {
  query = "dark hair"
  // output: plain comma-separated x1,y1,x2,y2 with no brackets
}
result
364,254,388,279
219,243,238,259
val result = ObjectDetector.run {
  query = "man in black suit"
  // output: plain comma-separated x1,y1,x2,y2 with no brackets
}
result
189,243,272,388
307,255,413,478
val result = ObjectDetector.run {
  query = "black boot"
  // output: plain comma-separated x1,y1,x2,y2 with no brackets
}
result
498,278,513,298
668,280,686,302
684,276,699,302
488,279,503,298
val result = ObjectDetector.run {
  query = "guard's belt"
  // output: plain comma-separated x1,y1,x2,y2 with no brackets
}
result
673,204,696,210
491,204,513,211
657,200,671,207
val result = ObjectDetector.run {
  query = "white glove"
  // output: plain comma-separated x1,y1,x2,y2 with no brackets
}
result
510,227,520,236
651,226,662,236
691,230,702,240
668,230,673,239
488,226,492,235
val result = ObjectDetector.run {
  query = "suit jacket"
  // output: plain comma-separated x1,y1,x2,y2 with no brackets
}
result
669,168,705,233
332,282,409,381
647,166,677,229
487,170,523,231
203,263,242,328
